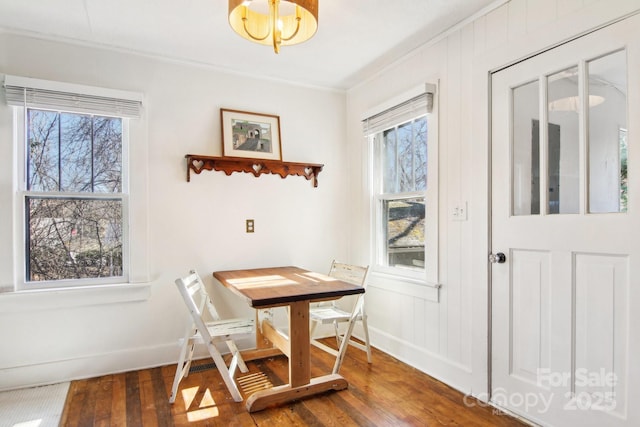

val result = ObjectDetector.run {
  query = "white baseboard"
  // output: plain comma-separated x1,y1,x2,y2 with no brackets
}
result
1,324,475,399
0,334,255,391
367,326,474,396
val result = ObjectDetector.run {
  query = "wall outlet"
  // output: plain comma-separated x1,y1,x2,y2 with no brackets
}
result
246,219,255,233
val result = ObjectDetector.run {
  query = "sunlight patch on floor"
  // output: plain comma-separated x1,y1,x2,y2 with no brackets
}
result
182,386,220,421
237,372,273,395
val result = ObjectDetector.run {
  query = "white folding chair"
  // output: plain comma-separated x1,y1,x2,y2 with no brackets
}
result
169,270,254,403
309,261,371,374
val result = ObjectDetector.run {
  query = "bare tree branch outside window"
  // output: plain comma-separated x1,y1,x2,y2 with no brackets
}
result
26,109,124,282
379,116,427,269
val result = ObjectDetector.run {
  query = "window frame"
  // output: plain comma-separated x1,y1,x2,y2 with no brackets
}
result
366,84,439,286
14,106,131,290
372,120,427,278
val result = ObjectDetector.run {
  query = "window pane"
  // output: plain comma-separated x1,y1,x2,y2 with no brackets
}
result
28,109,123,194
381,117,428,195
588,50,627,213
93,116,123,193
374,109,431,274
26,197,123,281
27,110,60,191
384,197,425,269
60,113,92,192
620,128,628,212
398,121,413,192
547,66,580,214
414,117,428,191
512,80,540,215
382,128,397,193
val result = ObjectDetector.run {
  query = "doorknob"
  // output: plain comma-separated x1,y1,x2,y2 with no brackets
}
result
489,252,506,264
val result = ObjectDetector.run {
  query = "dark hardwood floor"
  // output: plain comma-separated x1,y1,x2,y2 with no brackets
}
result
60,339,527,426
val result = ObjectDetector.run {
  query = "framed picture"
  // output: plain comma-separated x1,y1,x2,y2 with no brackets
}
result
221,109,282,161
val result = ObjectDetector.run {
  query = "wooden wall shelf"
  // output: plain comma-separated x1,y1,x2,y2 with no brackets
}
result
185,154,324,187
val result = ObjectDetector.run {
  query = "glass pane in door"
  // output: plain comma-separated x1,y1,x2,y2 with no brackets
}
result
588,50,627,213
512,80,540,215
547,67,580,214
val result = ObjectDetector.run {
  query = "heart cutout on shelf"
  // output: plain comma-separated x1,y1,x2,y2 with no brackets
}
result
192,160,205,172
253,164,263,173
304,167,313,176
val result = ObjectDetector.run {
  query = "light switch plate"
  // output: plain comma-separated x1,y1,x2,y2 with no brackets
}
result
452,202,468,221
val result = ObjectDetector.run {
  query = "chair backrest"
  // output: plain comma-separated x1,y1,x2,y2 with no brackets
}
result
328,261,369,287
328,260,369,315
175,270,221,341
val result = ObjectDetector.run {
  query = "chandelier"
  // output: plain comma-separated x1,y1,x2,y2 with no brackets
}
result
228,0,319,54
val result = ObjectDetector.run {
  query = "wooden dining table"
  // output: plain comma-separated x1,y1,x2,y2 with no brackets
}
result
213,265,365,412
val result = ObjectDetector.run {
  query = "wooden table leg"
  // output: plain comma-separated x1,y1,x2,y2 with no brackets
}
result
256,309,272,350
245,374,348,412
232,309,284,362
288,300,310,387
244,300,348,412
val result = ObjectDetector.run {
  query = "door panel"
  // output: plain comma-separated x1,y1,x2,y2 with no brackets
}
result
510,250,550,384
491,13,640,426
574,253,628,416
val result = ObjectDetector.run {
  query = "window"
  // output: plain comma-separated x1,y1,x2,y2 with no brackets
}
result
26,109,125,283
376,118,427,269
4,75,142,289
364,85,438,282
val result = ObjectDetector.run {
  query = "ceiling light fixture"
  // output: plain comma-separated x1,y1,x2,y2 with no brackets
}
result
548,95,605,112
228,0,318,54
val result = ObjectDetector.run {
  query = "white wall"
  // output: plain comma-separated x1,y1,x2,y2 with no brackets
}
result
0,33,347,389
346,0,640,398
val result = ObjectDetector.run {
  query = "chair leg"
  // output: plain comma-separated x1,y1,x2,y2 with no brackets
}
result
183,341,196,376
309,318,319,339
205,342,243,402
334,320,342,348
332,318,357,374
225,339,249,374
361,315,372,363
169,338,194,403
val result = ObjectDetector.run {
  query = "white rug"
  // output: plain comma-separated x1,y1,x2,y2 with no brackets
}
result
0,382,70,427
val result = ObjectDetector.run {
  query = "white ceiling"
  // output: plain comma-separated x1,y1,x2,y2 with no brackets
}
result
0,0,499,90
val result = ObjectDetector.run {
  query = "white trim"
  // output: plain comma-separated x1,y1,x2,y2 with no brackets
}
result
367,80,439,286
0,27,345,93
368,325,473,392
12,106,132,291
0,328,254,391
369,271,440,302
0,283,151,313
426,81,440,285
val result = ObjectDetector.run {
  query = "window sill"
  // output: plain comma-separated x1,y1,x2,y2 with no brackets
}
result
368,271,440,302
0,282,151,313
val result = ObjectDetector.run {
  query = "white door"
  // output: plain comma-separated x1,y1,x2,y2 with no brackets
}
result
491,13,640,427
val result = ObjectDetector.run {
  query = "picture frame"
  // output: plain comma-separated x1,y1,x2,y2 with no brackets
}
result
221,108,282,161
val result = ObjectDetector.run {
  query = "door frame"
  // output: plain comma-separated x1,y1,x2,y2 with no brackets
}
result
468,2,640,404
